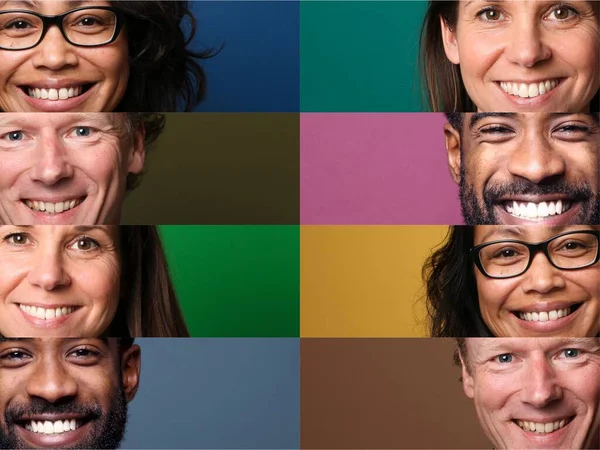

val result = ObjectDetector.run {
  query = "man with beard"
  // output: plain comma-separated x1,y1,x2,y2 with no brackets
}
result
0,338,140,449
443,113,600,225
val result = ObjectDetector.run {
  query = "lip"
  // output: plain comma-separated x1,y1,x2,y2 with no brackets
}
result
495,78,563,110
18,83,96,112
16,418,93,448
494,202,582,225
20,197,85,224
510,302,581,334
17,303,80,329
512,416,574,446
512,300,582,314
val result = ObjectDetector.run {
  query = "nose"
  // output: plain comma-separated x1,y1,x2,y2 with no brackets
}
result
519,355,563,408
506,136,566,185
29,135,74,185
505,17,552,68
26,356,78,404
27,247,71,291
30,26,78,71
520,252,566,295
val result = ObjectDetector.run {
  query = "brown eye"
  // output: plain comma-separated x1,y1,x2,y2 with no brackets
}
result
72,238,99,251
485,10,500,20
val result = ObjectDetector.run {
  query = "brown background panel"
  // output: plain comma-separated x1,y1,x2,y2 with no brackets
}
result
122,113,299,224
301,338,490,449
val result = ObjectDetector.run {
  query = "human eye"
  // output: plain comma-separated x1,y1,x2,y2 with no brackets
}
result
3,232,31,246
67,346,103,366
490,245,525,261
545,4,579,21
552,122,593,141
68,236,100,252
476,6,505,22
2,16,36,31
1,130,24,141
480,125,514,134
68,126,95,138
0,348,32,368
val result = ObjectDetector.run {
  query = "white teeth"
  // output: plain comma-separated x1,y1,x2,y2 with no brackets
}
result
504,200,571,220
27,86,82,101
517,419,569,433
500,79,560,98
27,419,80,435
19,304,76,320
519,308,572,322
25,198,81,214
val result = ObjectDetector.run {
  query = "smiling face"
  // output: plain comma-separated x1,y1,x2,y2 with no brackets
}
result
445,112,600,225
0,225,121,337
0,113,144,225
460,337,600,449
0,338,140,449
0,0,129,112
440,0,599,112
472,225,600,337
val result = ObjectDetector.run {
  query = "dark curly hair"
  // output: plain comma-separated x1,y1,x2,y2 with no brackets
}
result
422,226,493,337
419,1,600,112
111,1,216,112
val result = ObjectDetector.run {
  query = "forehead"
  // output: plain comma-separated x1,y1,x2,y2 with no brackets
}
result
0,0,110,11
474,225,599,243
0,113,125,130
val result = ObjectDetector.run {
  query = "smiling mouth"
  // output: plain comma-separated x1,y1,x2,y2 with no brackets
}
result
514,416,573,434
24,198,84,214
21,84,93,101
19,304,79,320
21,418,85,435
499,78,563,99
513,304,581,322
503,199,572,220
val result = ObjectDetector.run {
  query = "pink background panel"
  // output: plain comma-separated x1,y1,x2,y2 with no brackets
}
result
300,113,463,224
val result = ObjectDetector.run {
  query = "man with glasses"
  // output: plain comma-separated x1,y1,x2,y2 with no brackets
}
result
443,112,600,225
0,337,140,449
454,337,600,450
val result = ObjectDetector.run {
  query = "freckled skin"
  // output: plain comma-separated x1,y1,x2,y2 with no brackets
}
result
472,225,600,337
461,338,600,449
0,1,129,112
0,225,122,337
0,338,140,449
440,0,599,112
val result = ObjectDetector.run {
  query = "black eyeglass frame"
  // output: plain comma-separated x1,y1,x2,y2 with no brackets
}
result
470,230,600,279
0,6,124,51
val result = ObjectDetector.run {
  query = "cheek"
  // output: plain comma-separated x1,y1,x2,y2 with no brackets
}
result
72,257,120,306
550,30,600,75
0,52,27,86
565,271,600,301
456,28,504,79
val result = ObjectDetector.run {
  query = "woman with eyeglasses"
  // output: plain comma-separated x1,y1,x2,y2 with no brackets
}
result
0,1,212,112
422,225,600,337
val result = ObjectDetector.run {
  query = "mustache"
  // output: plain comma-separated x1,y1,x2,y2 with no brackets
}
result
483,179,594,205
5,399,102,425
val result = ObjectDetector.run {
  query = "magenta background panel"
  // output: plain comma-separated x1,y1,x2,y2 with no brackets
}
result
300,113,463,224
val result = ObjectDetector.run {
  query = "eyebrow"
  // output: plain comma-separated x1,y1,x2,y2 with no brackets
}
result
469,113,516,130
548,112,600,125
479,225,577,243
0,113,114,128
0,0,90,9
0,337,33,343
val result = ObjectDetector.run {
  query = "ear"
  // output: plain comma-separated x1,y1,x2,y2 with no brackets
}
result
459,353,475,399
121,344,141,402
127,125,146,175
440,16,460,65
444,122,462,184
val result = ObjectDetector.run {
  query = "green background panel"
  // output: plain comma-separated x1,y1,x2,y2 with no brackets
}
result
301,1,428,112
159,225,299,337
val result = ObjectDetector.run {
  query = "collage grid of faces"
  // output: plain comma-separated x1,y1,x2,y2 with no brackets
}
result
0,1,597,449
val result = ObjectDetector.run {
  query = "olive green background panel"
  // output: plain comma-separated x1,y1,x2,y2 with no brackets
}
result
300,1,428,112
123,113,299,224
159,225,299,337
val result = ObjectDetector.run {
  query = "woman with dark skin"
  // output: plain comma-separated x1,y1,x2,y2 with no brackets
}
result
423,225,600,337
0,1,212,112
419,0,600,112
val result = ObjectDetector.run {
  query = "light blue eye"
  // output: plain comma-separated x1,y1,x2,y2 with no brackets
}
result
563,349,579,358
7,131,23,141
75,127,91,137
497,354,513,363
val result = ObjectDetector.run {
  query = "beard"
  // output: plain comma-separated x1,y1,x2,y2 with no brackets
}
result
459,164,600,226
0,385,128,449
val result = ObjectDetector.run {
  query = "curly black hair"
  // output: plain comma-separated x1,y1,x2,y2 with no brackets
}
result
112,1,216,112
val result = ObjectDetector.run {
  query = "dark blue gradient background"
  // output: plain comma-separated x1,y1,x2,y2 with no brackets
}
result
191,1,300,112
121,338,300,449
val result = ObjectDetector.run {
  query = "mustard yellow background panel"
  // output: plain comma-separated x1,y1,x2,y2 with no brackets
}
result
300,225,449,337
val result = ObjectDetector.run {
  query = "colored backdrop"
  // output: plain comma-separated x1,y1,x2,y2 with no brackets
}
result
301,113,462,224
